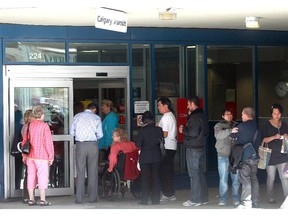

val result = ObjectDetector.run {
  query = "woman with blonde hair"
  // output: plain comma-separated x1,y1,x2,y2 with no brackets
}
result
21,109,33,204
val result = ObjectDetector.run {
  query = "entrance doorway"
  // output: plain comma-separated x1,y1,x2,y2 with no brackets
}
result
3,65,129,198
73,79,127,130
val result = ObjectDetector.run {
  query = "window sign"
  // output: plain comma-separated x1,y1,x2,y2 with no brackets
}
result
134,101,149,114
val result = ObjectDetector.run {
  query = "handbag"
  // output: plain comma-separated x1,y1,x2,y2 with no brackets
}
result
20,123,31,155
281,138,288,153
257,142,272,169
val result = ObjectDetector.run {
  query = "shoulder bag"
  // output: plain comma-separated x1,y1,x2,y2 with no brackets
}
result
281,138,288,153
242,130,259,161
257,141,272,169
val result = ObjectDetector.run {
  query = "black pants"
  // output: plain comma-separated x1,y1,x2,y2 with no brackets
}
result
140,162,161,204
160,149,176,197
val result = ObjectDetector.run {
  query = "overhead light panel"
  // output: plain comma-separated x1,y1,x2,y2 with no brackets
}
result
245,16,260,29
159,8,177,20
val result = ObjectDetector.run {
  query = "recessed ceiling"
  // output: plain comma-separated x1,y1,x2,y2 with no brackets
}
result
0,0,288,31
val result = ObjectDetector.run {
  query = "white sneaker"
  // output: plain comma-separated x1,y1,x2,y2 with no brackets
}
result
183,200,202,207
160,195,177,202
218,201,226,206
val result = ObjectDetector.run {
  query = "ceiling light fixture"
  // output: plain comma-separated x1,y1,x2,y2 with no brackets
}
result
245,16,260,29
159,8,177,20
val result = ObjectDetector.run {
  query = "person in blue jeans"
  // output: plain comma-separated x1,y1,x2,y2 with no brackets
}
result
179,96,209,207
214,108,240,206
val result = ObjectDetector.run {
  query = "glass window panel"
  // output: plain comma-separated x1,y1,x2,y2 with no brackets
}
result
155,45,180,98
13,86,70,189
186,45,196,97
15,87,69,135
207,46,253,121
258,46,288,126
131,44,151,141
69,43,128,63
5,42,65,63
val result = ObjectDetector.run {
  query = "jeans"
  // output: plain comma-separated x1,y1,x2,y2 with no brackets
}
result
266,162,288,201
239,159,259,204
186,148,209,203
217,156,240,203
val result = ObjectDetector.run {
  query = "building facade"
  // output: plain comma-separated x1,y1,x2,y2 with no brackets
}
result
1,24,288,200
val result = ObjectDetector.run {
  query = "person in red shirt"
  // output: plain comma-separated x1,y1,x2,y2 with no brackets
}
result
22,105,54,206
108,128,137,172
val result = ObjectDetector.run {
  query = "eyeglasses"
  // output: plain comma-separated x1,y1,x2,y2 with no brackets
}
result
224,113,232,116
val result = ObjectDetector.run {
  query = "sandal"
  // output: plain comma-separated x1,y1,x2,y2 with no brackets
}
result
39,200,52,206
28,200,37,206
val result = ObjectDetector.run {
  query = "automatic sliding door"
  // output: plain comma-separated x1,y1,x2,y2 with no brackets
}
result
9,79,74,197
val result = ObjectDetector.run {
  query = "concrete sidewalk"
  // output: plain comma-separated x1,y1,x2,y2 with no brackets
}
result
0,183,286,210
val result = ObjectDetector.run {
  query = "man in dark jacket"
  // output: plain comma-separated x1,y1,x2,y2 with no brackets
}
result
230,107,260,209
179,96,209,207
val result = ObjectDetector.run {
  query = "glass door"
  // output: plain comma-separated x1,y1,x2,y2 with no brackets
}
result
9,79,74,197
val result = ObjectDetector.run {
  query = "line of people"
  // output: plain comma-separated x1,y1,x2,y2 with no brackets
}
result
215,104,288,209
15,98,288,209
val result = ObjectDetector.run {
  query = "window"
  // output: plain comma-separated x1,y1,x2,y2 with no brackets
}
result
69,43,128,63
207,46,253,120
5,42,65,63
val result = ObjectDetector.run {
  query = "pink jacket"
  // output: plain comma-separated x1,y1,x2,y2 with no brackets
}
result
22,119,54,161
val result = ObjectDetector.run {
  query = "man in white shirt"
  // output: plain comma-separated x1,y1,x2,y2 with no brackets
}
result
157,97,177,202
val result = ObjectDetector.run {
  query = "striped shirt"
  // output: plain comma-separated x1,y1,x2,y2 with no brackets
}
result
70,109,103,142
22,119,54,161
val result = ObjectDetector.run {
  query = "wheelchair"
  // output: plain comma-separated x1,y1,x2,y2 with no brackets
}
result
98,149,141,201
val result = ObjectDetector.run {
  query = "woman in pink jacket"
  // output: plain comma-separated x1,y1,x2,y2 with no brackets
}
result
22,105,54,206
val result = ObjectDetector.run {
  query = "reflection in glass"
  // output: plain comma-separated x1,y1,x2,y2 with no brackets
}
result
258,46,288,120
5,42,65,63
13,105,24,190
69,43,128,63
14,86,70,188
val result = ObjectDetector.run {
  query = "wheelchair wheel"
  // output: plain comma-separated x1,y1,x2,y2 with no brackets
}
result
101,169,121,201
130,174,141,199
